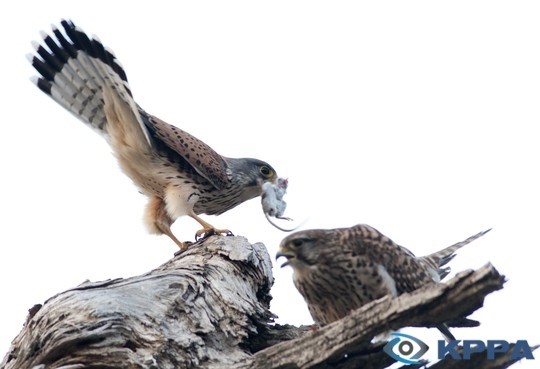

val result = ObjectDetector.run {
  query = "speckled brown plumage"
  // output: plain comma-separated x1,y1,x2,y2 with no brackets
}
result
277,224,490,339
29,20,278,248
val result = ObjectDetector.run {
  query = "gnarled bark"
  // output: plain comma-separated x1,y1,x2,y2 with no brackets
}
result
1,236,532,369
1,236,275,369
233,263,511,369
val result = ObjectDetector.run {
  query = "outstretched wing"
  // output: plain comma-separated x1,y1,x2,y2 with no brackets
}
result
29,19,230,189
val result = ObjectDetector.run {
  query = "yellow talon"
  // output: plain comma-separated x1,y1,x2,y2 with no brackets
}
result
195,227,234,240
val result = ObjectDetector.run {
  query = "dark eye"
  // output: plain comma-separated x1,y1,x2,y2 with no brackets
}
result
259,165,272,178
291,239,304,248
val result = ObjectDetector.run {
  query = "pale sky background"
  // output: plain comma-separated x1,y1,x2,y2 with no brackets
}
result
0,1,538,367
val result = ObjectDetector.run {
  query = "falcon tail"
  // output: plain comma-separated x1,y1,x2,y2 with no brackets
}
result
28,19,151,146
423,228,492,280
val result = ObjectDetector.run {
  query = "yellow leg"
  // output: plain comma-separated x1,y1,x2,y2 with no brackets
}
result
190,213,233,240
145,196,191,249
162,228,191,250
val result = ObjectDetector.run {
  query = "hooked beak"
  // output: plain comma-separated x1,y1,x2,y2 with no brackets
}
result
275,251,294,268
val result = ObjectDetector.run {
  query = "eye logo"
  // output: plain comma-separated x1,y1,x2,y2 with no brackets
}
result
383,332,430,364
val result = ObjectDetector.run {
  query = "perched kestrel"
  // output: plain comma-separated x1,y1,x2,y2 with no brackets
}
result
29,20,279,249
277,224,490,340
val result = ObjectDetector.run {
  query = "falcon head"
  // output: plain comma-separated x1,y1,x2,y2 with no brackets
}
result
219,157,278,204
229,158,277,186
276,229,336,269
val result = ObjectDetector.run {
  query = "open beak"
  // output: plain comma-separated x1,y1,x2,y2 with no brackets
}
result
275,251,293,268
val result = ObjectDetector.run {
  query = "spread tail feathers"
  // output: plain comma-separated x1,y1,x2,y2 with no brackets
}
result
29,19,152,147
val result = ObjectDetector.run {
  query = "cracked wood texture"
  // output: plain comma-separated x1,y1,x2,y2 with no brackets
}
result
234,263,522,369
1,236,532,369
1,236,275,369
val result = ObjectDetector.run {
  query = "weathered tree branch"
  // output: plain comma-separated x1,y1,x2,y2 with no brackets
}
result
231,263,508,369
1,236,276,369
1,236,532,369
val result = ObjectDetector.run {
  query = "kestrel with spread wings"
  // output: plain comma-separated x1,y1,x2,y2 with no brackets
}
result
277,224,490,340
29,20,279,249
